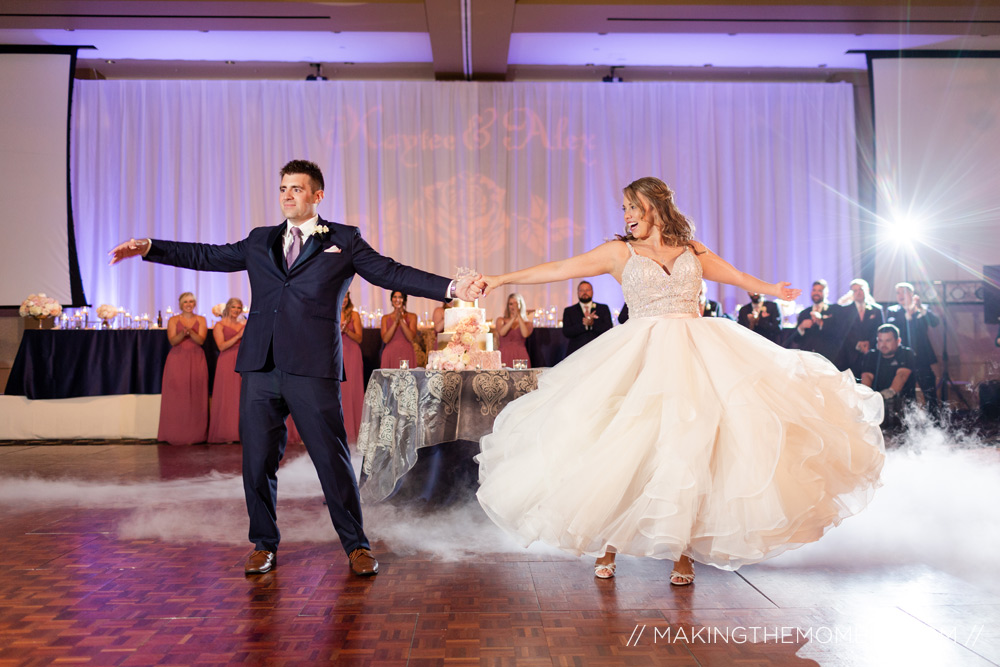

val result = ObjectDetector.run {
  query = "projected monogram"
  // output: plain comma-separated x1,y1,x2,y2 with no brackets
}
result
323,105,597,167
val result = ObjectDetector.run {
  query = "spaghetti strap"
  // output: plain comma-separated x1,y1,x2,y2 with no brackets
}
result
625,242,637,256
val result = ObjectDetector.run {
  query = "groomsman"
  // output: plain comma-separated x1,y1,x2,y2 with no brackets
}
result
698,280,731,319
885,282,940,416
562,281,613,355
835,278,884,378
738,292,781,343
793,279,841,362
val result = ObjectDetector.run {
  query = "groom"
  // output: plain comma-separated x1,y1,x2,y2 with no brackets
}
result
110,160,483,576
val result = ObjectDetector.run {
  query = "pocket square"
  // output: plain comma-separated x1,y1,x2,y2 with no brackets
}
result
324,245,342,254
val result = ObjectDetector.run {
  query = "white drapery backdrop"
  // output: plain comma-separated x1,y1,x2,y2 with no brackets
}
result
71,80,858,322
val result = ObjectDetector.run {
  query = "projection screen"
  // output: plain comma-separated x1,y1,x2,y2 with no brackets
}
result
0,46,85,307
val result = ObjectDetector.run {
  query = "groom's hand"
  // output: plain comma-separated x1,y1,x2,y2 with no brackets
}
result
109,238,151,265
455,273,484,301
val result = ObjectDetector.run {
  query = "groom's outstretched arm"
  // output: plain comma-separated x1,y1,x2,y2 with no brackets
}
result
109,237,249,273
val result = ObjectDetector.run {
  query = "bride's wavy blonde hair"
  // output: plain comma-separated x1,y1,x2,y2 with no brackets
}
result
619,177,698,250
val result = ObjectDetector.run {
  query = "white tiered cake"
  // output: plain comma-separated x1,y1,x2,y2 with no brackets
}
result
438,302,495,351
427,301,501,370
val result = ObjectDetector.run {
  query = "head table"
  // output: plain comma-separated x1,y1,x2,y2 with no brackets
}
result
5,327,568,401
358,368,545,503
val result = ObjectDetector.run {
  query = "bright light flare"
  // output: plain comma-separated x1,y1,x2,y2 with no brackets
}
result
887,214,925,246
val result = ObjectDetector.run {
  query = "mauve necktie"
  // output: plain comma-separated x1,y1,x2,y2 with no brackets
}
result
286,226,302,269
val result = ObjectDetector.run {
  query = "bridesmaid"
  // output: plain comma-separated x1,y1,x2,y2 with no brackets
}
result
379,290,418,369
496,293,533,368
341,293,365,444
207,297,245,443
158,292,209,445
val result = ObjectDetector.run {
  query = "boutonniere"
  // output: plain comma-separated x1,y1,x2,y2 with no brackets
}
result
315,224,330,235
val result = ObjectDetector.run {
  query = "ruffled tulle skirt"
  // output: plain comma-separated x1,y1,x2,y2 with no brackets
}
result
476,315,885,570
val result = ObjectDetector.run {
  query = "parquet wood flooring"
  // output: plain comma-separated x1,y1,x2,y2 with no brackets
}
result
0,443,996,666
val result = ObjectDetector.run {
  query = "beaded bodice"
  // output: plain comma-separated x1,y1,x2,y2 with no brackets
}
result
621,243,702,318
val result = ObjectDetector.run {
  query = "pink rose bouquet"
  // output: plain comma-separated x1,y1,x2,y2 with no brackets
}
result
19,293,62,319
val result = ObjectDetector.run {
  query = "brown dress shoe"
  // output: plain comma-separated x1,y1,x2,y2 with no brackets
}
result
244,550,276,574
348,548,379,576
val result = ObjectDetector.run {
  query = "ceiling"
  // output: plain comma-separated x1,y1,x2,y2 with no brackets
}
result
1,0,999,80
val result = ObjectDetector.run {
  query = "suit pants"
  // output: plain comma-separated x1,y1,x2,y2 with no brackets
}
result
239,368,368,555
912,365,940,416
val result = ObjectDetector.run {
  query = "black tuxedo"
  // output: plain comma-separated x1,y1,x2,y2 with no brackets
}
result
836,302,884,377
145,218,449,555
793,302,841,362
884,305,939,367
885,304,940,414
562,301,613,355
737,300,781,343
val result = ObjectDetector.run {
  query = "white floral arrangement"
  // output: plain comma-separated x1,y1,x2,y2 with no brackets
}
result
19,293,62,319
96,304,118,320
428,315,499,370
211,303,226,318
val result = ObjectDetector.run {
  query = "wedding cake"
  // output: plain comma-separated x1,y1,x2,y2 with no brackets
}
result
427,300,501,370
439,301,495,351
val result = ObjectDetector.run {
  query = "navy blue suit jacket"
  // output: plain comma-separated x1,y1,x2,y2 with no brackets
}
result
145,218,450,380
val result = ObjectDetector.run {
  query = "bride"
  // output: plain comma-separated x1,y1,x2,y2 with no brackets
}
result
477,177,885,585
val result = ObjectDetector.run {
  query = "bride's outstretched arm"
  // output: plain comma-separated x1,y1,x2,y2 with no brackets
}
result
694,242,801,300
482,242,621,296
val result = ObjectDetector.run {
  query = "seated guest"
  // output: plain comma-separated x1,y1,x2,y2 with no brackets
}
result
737,292,781,343
208,297,245,443
860,324,915,430
496,293,533,368
158,292,208,445
885,282,940,417
380,290,418,368
836,278,883,378
341,292,365,444
562,280,613,355
698,280,730,319
793,279,840,362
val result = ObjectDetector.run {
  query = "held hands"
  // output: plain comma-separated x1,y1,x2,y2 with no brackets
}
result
455,273,487,301
108,238,150,265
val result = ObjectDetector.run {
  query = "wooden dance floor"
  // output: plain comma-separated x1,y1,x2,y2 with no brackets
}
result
1,442,997,666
